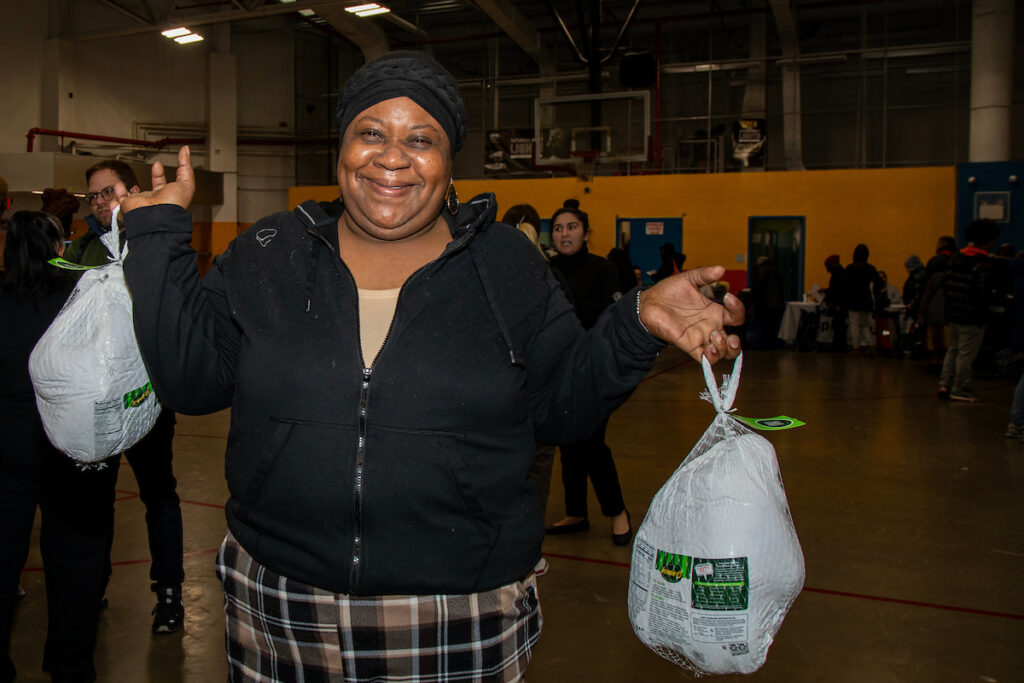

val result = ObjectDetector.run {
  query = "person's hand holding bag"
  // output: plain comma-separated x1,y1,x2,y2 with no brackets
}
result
638,265,744,363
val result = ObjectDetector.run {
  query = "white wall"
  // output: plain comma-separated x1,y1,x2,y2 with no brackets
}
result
234,26,296,223
0,4,298,224
0,2,49,154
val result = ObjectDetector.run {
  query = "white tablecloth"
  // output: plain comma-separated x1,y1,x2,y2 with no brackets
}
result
777,302,908,345
778,302,819,343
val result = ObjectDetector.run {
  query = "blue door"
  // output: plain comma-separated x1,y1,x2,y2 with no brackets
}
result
615,216,684,281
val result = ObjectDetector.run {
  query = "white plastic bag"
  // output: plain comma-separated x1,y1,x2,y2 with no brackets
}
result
29,206,161,465
628,353,804,675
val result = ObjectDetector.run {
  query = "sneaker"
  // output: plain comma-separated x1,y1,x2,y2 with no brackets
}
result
534,557,549,577
16,585,26,599
937,386,950,399
1006,423,1024,438
949,391,981,403
152,587,184,634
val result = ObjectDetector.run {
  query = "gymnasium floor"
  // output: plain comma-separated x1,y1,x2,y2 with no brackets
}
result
10,347,1024,682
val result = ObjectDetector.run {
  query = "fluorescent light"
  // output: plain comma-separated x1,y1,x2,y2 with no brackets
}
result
346,3,381,11
175,33,204,44
299,9,315,15
278,0,297,3
161,27,191,38
356,7,390,16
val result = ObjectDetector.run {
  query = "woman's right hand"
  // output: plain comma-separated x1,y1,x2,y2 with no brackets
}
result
117,145,195,213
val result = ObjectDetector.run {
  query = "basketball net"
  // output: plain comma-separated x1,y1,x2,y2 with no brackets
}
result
571,151,600,181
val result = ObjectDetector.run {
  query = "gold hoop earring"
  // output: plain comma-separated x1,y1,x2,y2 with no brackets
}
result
445,179,459,215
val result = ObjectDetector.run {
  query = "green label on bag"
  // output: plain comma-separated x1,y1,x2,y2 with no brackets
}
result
733,415,805,430
123,382,154,409
691,557,749,611
655,551,692,583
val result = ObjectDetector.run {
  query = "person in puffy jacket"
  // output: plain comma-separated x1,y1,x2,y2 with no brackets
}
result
115,51,744,681
937,220,1001,402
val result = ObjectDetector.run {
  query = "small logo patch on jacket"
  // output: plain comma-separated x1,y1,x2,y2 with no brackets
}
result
256,228,278,247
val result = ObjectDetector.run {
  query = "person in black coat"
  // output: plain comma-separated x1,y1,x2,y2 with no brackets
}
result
841,244,883,354
652,242,686,282
750,256,786,349
823,254,847,352
546,200,632,545
1,211,117,682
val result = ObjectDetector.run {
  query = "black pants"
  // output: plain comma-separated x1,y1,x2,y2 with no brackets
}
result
558,419,626,519
104,409,184,594
1,427,117,682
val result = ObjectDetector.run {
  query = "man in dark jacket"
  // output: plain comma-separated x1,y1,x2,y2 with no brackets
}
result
65,160,185,634
937,220,1001,402
918,236,958,372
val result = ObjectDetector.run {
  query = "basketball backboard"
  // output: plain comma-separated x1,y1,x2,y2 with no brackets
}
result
534,91,650,168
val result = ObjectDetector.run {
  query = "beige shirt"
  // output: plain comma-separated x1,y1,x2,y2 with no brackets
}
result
357,287,401,365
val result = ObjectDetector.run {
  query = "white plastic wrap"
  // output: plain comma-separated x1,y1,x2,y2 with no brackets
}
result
29,207,161,464
628,353,804,675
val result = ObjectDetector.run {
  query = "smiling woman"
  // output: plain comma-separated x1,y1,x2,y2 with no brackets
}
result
115,50,743,682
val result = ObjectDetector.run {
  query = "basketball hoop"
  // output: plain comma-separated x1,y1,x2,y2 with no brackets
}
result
570,151,600,181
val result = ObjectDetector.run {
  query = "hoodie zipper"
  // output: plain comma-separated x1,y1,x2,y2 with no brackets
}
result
307,217,478,592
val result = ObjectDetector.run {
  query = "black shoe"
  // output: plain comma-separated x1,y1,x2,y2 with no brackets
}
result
152,587,184,634
612,510,632,546
545,518,589,535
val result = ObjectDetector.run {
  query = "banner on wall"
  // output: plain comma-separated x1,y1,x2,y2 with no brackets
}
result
730,119,765,168
484,129,535,174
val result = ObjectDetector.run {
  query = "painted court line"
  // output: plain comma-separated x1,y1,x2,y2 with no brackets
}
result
542,551,1024,621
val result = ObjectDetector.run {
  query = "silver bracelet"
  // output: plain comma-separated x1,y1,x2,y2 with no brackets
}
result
636,289,652,336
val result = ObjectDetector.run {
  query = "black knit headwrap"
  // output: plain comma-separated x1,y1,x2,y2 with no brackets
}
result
335,50,467,157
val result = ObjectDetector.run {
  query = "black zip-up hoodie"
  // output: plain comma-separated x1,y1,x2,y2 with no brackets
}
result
123,193,662,595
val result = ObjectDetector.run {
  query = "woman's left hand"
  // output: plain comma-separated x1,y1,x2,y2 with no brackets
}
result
638,265,744,363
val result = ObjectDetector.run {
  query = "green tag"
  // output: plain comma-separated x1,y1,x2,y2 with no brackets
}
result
48,257,103,271
123,382,154,410
733,415,805,431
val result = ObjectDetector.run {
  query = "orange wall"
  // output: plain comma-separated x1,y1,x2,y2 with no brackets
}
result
291,166,955,293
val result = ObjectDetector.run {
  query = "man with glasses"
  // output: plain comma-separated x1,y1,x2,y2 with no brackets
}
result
63,160,186,634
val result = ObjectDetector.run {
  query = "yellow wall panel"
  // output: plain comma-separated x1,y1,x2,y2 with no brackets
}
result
290,167,955,293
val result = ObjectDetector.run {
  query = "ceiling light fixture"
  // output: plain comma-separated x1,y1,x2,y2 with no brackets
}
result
161,27,191,38
174,33,204,44
346,3,381,12
356,7,390,16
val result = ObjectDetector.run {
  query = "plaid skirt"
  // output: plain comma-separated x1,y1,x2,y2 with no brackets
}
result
215,533,542,682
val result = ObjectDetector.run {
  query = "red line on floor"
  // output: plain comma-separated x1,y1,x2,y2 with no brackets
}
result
542,552,1024,621
801,586,1024,621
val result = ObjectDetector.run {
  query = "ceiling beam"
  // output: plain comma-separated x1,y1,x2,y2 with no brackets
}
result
315,4,391,62
63,0,351,41
97,0,155,26
467,0,551,67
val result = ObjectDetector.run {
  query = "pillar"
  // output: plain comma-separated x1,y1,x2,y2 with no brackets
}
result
969,0,1014,162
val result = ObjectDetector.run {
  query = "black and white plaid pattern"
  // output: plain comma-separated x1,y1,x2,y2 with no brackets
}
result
216,533,542,682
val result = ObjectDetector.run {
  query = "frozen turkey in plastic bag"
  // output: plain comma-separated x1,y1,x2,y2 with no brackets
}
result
627,353,804,675
29,206,161,465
